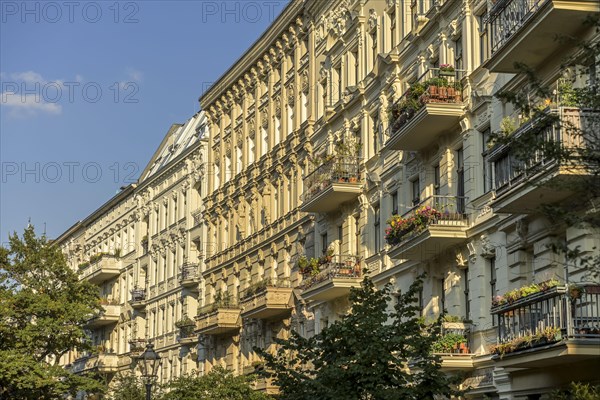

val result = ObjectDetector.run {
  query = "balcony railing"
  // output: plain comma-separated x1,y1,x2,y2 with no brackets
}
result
179,262,200,287
387,196,468,260
489,0,544,54
491,107,588,196
240,278,293,320
386,68,464,151
130,288,146,302
128,338,146,354
299,255,362,301
196,300,242,335
492,284,600,355
302,156,361,203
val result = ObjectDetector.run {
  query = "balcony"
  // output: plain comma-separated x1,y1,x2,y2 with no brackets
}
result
299,254,362,302
85,304,120,328
386,69,464,152
491,284,600,367
490,107,593,213
71,353,119,374
387,196,468,261
179,262,200,289
240,279,293,320
78,253,120,284
177,323,199,346
487,0,599,73
190,208,203,240
129,288,146,310
300,156,363,213
128,338,146,355
434,321,476,371
196,302,241,336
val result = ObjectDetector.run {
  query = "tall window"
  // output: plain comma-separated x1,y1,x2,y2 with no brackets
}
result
440,278,446,313
490,257,497,325
287,104,294,136
454,35,463,74
321,233,328,255
274,116,281,146
478,13,490,65
335,66,342,102
463,268,470,320
371,30,378,68
411,178,420,206
301,91,308,122
390,9,396,49
481,128,492,193
352,49,359,85
374,206,381,253
456,148,465,213
338,225,343,246
391,191,398,215
433,164,441,196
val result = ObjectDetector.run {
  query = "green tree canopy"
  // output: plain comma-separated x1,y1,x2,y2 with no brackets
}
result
0,225,104,399
258,274,461,400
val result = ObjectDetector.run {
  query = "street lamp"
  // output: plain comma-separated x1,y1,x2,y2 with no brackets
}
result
136,342,161,400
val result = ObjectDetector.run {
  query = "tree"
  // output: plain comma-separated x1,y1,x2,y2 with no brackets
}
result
0,225,104,399
258,274,461,400
109,372,163,400
160,367,272,400
490,15,600,279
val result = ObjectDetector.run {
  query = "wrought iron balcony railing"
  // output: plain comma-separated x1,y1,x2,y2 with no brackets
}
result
493,284,600,354
301,156,362,204
386,195,468,247
387,68,464,139
299,254,362,291
489,0,545,54
130,288,146,302
490,107,589,195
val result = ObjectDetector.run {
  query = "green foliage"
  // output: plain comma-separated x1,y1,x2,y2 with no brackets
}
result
550,382,600,400
109,373,163,400
431,333,466,353
0,225,105,399
258,274,461,400
491,15,600,280
160,367,272,400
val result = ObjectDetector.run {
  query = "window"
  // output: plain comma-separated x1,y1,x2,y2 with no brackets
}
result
411,178,420,206
352,49,359,85
454,35,463,74
482,128,492,193
287,104,294,136
463,268,470,320
374,206,381,253
391,191,398,215
274,116,281,146
390,9,396,49
338,225,343,247
301,91,308,122
335,65,342,102
456,147,465,213
490,257,497,325
321,233,328,255
440,278,446,313
433,164,441,196
236,144,242,173
371,30,378,67
478,13,490,65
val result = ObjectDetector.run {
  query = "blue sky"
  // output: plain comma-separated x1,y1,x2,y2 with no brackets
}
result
0,0,289,244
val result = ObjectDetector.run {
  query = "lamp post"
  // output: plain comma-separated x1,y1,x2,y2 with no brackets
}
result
136,342,161,400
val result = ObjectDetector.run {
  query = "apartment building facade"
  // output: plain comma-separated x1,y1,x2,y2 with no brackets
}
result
57,112,209,386
57,0,599,398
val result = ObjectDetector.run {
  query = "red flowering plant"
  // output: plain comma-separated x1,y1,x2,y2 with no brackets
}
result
385,206,442,246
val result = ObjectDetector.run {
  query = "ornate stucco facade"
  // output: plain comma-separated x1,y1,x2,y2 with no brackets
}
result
58,0,599,398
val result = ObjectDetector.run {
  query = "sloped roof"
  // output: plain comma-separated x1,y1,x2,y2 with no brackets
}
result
139,111,207,182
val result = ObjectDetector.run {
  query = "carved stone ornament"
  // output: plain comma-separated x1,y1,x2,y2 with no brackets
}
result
368,9,378,32
301,70,309,92
261,109,269,128
480,234,496,259
456,250,469,269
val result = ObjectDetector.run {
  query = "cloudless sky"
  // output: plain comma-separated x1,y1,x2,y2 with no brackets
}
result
0,0,290,245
